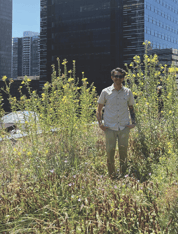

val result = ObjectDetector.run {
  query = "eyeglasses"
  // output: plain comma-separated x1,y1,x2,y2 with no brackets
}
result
114,75,125,79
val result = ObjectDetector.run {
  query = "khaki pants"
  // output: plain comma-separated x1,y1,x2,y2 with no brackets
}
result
105,127,130,177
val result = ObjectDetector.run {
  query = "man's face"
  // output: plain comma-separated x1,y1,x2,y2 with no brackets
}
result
111,71,125,85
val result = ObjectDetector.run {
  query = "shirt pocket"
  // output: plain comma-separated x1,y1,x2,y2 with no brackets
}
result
120,96,128,108
107,94,117,107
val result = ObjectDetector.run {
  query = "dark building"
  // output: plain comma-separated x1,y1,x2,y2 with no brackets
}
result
0,0,12,79
40,0,178,92
31,35,40,76
12,38,23,78
40,0,123,91
123,0,144,65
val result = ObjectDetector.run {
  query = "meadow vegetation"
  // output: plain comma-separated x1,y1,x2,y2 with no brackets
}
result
0,42,178,233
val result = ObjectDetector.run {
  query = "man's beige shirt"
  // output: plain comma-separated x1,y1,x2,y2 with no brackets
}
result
98,84,135,131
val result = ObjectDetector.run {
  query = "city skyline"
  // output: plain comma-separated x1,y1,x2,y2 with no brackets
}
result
12,0,40,38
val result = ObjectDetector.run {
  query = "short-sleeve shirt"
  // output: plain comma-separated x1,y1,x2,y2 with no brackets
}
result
98,84,135,131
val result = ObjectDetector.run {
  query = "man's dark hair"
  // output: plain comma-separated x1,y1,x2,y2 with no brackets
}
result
111,67,126,77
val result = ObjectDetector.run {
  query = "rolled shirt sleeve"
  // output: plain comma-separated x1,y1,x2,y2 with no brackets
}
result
98,90,106,105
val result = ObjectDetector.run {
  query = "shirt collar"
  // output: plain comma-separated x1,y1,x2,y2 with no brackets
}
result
111,83,124,91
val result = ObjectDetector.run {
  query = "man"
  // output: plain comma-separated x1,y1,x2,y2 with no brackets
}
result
96,67,136,178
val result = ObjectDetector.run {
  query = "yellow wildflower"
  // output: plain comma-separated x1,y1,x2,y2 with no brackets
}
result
168,67,176,73
62,96,67,103
2,76,7,81
44,82,49,87
62,59,68,65
129,62,134,67
68,78,74,82
133,55,140,63
82,78,87,81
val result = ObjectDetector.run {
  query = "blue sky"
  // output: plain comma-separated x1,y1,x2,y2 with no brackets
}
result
12,0,40,38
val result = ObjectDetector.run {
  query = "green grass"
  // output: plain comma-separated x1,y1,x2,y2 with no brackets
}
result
0,128,178,233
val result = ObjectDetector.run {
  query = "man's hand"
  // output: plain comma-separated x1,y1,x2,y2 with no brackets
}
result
126,124,136,129
99,124,109,131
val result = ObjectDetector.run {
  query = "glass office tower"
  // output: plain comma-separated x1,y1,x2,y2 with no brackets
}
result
40,0,123,91
0,0,12,79
123,0,178,65
41,0,178,90
123,0,144,65
144,0,178,50
12,35,40,78
22,33,40,77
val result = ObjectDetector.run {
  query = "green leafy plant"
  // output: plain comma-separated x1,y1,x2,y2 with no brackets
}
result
0,50,178,233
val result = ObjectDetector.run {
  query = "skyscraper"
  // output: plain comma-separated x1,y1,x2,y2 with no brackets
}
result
12,38,23,78
0,0,12,79
40,0,178,91
12,32,40,78
40,0,123,90
22,32,40,77
123,0,178,64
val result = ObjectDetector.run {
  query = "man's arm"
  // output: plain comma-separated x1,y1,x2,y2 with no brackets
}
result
129,105,136,125
126,105,136,129
96,104,108,131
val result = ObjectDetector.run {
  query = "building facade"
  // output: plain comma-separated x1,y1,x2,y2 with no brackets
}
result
144,0,178,50
22,32,40,77
12,32,40,78
12,38,22,78
40,0,123,91
123,0,178,64
40,0,178,91
0,0,12,79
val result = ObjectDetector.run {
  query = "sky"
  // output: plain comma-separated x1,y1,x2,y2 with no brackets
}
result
12,0,40,38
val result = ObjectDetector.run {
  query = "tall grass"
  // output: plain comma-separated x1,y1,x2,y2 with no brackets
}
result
0,48,178,233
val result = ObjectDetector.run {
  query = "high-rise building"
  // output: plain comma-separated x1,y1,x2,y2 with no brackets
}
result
31,35,40,76
12,38,23,78
12,32,40,78
0,0,12,79
40,0,123,90
40,0,178,91
123,0,178,65
22,32,40,77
